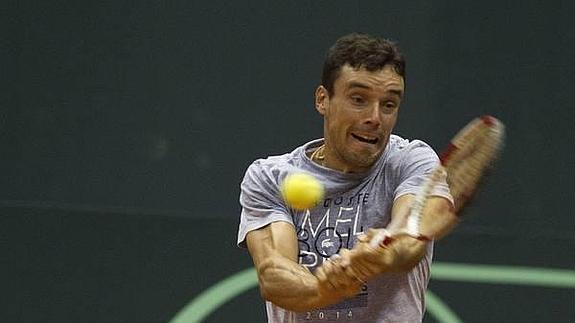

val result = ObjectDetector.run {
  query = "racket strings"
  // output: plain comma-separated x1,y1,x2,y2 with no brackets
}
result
445,123,504,212
371,116,505,246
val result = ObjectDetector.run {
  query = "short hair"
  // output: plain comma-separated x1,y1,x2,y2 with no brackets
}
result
321,33,406,95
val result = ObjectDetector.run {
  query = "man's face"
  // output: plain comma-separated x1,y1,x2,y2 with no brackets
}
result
315,64,405,173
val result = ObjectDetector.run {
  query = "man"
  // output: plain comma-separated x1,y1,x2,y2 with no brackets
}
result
237,33,457,322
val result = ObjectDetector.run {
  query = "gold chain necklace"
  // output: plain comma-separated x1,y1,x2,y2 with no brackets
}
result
310,144,326,166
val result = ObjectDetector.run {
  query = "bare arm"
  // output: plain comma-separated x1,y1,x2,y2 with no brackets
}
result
322,194,457,282
246,221,360,312
388,194,458,241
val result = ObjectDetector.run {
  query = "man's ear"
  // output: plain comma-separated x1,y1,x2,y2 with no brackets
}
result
315,85,329,115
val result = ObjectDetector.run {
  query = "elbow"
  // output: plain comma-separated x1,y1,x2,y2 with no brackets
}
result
255,260,291,307
256,261,319,312
257,278,310,312
258,282,314,312
255,259,274,300
258,280,275,303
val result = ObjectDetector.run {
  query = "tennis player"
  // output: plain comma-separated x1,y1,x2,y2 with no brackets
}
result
237,33,457,322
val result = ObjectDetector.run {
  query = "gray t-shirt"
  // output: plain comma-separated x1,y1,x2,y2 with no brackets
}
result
238,135,452,323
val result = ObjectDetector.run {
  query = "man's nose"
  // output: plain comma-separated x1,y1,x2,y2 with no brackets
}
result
364,103,382,126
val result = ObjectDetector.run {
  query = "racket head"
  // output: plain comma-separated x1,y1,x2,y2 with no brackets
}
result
440,115,505,213
370,115,505,247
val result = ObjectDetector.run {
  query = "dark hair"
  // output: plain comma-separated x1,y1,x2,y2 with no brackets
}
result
321,33,406,94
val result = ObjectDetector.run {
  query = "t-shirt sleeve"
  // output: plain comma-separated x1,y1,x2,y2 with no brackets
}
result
237,161,293,248
393,140,453,204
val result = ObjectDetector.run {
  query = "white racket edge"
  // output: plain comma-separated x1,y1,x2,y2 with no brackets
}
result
369,116,505,249
369,166,447,248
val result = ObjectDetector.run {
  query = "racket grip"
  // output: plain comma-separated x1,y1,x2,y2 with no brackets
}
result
369,229,393,249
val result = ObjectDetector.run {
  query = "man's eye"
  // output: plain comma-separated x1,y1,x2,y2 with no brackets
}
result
351,96,366,104
383,101,398,110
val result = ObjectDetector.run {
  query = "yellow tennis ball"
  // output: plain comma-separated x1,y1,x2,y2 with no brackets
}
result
281,173,324,210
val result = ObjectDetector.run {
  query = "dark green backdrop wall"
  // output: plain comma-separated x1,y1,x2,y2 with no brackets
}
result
2,0,574,322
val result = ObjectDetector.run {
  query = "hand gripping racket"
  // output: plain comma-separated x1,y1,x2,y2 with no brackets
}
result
370,115,505,247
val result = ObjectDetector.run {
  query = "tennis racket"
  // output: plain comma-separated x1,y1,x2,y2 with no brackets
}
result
370,115,505,247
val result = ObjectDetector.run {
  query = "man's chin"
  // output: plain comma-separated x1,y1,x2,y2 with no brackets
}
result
345,151,381,172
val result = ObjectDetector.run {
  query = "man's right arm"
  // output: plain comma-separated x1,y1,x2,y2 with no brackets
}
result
246,221,361,312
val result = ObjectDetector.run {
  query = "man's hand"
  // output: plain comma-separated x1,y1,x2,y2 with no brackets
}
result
320,229,429,286
314,249,363,300
348,229,404,280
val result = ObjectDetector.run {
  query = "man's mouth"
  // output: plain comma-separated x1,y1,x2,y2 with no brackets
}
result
351,133,379,145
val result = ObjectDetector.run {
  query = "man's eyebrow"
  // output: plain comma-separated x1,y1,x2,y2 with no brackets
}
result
347,81,372,90
348,82,404,98
388,89,404,98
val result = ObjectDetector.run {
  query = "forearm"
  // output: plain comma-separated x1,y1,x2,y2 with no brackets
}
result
378,235,428,272
247,221,358,311
345,232,428,282
419,197,458,240
257,255,344,312
345,194,454,278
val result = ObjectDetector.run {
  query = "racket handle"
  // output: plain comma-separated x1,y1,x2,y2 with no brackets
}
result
369,229,393,249
369,229,432,249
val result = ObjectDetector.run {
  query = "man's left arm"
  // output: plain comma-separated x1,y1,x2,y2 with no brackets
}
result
316,141,458,288
315,193,457,288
